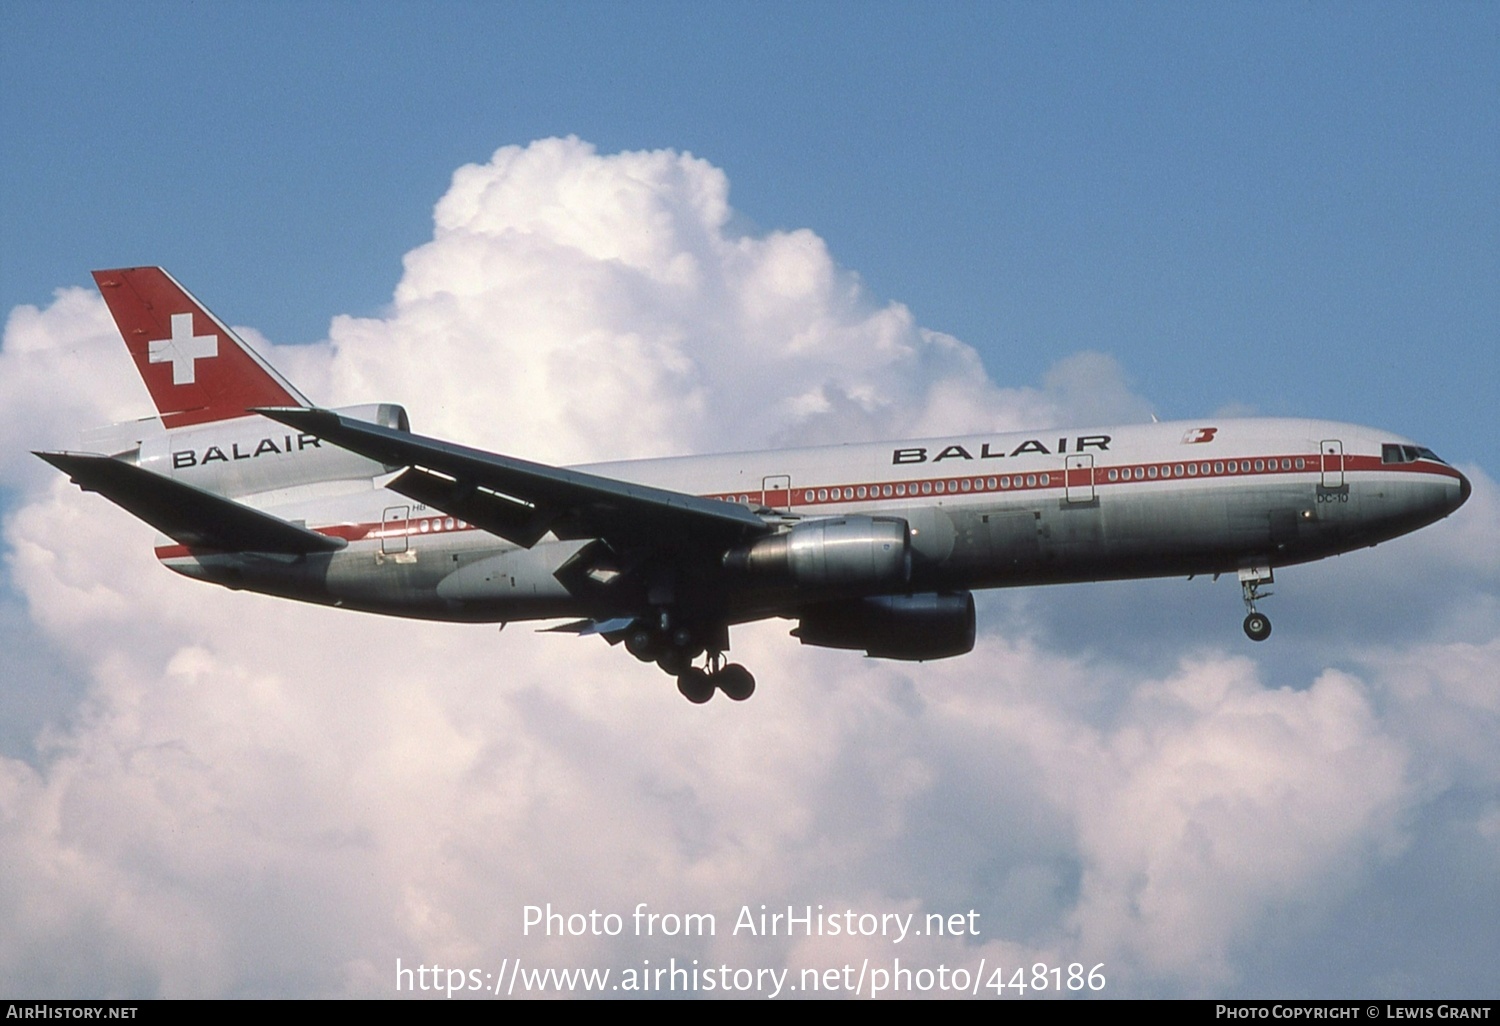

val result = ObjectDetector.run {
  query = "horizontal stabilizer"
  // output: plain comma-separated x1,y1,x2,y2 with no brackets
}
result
35,451,347,555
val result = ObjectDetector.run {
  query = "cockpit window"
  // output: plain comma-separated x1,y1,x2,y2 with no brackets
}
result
1382,443,1449,465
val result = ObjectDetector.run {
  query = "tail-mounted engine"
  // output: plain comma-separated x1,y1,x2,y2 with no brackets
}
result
793,591,976,661
723,515,911,592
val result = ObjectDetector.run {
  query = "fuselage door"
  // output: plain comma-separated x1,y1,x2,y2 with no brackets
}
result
1065,454,1096,503
1320,440,1345,489
381,505,410,554
763,475,791,510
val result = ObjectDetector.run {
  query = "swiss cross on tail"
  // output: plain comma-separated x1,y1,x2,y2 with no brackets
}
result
149,313,217,384
92,267,310,427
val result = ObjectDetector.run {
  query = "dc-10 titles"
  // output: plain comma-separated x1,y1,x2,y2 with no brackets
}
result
894,434,1112,465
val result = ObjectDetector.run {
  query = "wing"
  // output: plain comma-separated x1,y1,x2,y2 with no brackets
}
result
255,407,769,551
35,451,347,555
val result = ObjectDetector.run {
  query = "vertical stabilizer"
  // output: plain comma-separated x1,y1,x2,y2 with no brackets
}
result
92,267,310,427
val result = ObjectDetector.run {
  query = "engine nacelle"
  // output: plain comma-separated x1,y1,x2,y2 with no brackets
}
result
793,591,976,661
724,516,911,591
331,403,411,435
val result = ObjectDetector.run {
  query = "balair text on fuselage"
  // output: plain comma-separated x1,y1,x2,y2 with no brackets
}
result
892,434,1112,465
171,432,323,469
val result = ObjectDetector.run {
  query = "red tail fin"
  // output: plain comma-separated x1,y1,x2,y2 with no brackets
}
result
92,267,309,428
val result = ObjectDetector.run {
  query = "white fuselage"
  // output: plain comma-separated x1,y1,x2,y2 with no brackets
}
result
151,415,1468,625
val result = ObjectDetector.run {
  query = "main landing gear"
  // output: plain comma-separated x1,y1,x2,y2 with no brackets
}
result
623,620,757,703
676,657,756,705
1238,566,1274,642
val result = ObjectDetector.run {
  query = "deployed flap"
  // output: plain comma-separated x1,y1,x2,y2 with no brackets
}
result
386,464,559,548
540,617,636,636
35,451,346,555
256,408,769,551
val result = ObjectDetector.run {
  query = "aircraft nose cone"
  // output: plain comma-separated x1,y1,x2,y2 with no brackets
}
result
1457,469,1472,509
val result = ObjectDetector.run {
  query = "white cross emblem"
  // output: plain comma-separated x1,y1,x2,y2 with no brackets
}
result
148,313,218,385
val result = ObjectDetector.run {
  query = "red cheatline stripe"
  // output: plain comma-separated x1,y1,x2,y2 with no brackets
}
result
154,513,478,559
708,452,1461,507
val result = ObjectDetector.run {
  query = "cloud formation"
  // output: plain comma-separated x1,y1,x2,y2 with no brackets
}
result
2,138,1495,997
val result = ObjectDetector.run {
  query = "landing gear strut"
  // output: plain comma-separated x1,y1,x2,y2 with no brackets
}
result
1238,566,1274,642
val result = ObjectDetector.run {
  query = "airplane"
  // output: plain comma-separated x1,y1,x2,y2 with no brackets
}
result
36,267,1472,703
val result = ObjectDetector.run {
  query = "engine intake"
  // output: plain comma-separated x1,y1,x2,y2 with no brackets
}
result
332,403,411,434
724,516,910,591
794,591,976,661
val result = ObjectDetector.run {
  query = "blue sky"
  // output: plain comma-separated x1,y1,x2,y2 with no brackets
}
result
3,3,1494,458
1,2,1497,1000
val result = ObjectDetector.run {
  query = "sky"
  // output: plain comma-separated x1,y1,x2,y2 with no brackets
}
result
1,1,1497,1000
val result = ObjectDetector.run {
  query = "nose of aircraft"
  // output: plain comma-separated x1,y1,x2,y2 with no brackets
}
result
1457,469,1472,509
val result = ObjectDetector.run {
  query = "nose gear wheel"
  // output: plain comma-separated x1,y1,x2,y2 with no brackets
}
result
1238,567,1274,642
1243,612,1271,641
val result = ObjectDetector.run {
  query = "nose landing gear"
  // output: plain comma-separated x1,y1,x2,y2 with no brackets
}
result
1238,566,1274,641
